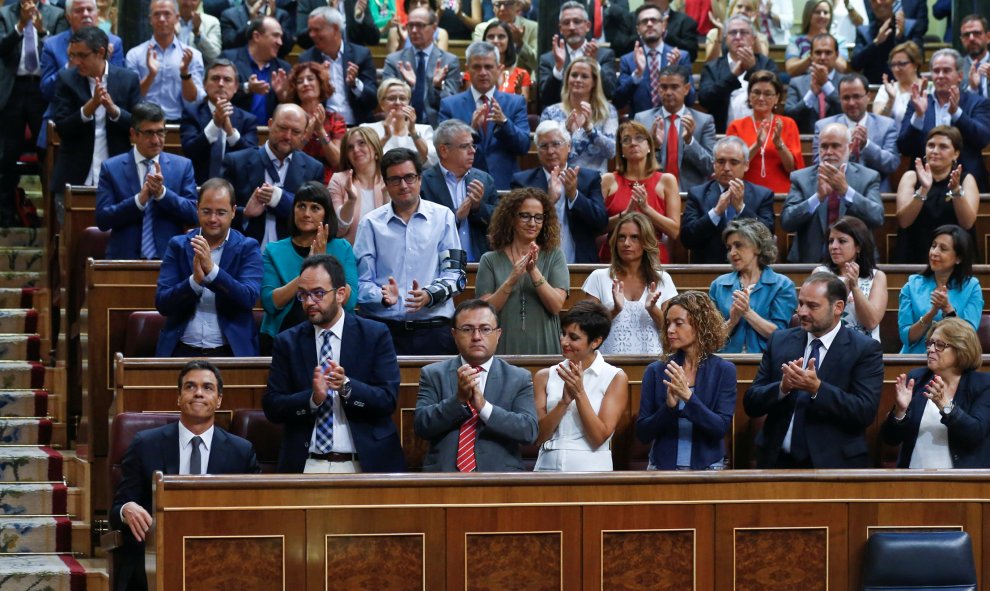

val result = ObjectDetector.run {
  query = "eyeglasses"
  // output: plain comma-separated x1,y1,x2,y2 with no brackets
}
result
926,339,953,352
135,128,167,139
517,212,545,224
68,50,95,60
296,289,331,302
559,18,587,26
199,208,230,218
492,1,516,7
537,140,566,151
638,16,662,25
407,21,432,29
384,173,420,187
961,30,985,38
454,326,499,336
620,135,648,146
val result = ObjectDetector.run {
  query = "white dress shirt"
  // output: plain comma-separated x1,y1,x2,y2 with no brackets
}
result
307,311,356,454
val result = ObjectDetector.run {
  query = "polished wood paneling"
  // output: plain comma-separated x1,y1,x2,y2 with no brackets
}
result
602,530,694,591
184,536,284,591
325,534,423,591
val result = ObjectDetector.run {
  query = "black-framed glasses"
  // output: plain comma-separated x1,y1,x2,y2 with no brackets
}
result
135,128,167,139
384,173,421,187
454,326,498,336
517,212,545,224
926,339,953,352
296,289,331,302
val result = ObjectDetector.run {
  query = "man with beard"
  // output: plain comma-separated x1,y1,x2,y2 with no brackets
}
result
961,15,990,100
850,0,924,84
614,4,693,116
744,272,883,468
263,253,406,473
537,1,617,107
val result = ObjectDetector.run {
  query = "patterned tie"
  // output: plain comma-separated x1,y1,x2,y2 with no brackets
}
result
140,159,158,259
455,366,484,472
189,435,203,474
665,114,679,179
827,191,840,225
760,3,775,44
413,50,428,124
313,331,335,453
649,50,662,107
23,21,39,73
480,95,491,140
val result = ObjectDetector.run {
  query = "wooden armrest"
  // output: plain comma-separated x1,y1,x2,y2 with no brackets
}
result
100,529,123,552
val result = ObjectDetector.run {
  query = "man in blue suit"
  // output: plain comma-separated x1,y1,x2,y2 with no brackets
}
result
96,102,199,260
439,41,530,190
897,48,990,192
222,16,291,125
613,4,694,115
110,360,259,591
155,178,264,357
221,103,324,248
510,119,607,264
744,272,884,468
180,59,258,185
263,254,406,474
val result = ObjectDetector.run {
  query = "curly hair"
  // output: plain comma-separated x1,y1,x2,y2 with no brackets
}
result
284,62,334,103
615,120,659,175
338,126,383,172
560,56,611,125
722,218,778,267
660,291,728,361
487,188,560,250
608,212,662,287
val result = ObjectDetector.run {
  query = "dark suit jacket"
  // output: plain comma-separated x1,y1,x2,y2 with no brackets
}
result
537,45,617,107
850,18,921,84
699,53,780,133
295,0,380,48
297,42,377,124
0,1,67,110
420,164,499,261
680,179,775,264
414,356,538,472
155,229,264,356
49,64,141,194
897,91,990,192
40,28,125,102
109,421,258,591
262,315,406,473
381,45,461,127
862,0,926,47
614,44,695,114
744,325,884,468
222,145,325,243
510,166,607,263
95,151,200,259
881,368,990,469
219,3,295,58
663,9,700,63
180,100,259,185
601,0,637,57
784,71,842,134
222,46,291,122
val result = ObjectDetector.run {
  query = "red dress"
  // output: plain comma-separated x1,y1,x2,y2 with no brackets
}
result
726,114,804,194
601,171,670,263
302,107,348,184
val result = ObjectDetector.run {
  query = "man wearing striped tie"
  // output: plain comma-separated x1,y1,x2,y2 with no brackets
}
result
414,299,538,472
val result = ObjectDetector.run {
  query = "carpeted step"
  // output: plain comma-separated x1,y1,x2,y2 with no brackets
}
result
0,249,42,273
0,516,72,553
0,273,38,289
0,335,42,362
0,554,88,591
0,228,41,248
0,447,62,483
0,361,45,389
0,310,38,334
0,288,38,309
0,483,67,515
0,391,48,417
0,419,52,446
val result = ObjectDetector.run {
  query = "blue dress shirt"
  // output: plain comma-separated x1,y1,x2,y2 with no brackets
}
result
898,274,984,353
710,267,797,353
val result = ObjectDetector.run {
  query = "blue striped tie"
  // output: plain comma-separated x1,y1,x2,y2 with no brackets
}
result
140,159,157,259
313,331,334,453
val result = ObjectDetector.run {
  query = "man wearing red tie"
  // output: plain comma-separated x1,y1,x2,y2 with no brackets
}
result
415,299,538,472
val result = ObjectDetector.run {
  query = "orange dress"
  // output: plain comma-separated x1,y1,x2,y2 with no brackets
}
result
601,171,670,263
463,66,532,96
726,114,804,194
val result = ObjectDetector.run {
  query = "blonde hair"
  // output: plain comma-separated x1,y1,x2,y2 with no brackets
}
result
927,318,983,372
560,57,610,125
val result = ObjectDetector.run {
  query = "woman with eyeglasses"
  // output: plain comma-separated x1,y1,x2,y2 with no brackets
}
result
260,181,358,355
533,300,629,471
871,41,923,128
726,69,803,194
538,56,617,171
881,317,990,468
600,121,680,264
784,0,848,76
361,78,438,167
475,188,569,355
281,62,347,184
328,128,389,245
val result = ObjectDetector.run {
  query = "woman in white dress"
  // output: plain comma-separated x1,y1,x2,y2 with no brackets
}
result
583,212,677,355
813,216,887,341
534,301,629,471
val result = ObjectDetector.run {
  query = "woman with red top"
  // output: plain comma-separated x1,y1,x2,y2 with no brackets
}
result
281,62,347,184
726,70,803,195
600,121,680,263
482,20,531,101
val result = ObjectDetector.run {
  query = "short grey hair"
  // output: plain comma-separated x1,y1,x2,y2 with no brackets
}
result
434,119,475,151
559,1,588,20
66,0,95,12
309,6,344,29
725,14,755,34
931,48,963,72
465,41,500,66
534,119,572,145
150,0,179,12
714,136,749,164
722,218,778,267
820,121,852,143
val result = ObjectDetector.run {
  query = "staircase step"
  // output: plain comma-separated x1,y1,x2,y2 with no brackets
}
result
0,288,39,309
0,516,72,553
0,335,42,362
0,361,45,389
77,557,109,591
0,310,38,335
0,249,42,273
0,419,52,446
0,447,62,483
0,391,49,418
0,228,41,248
0,554,89,590
0,483,67,515
0,273,39,289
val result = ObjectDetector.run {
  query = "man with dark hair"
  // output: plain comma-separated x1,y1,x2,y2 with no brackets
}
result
744,272,883,468
414,298,538,471
295,0,380,48
961,15,990,99
614,4,693,116
354,147,465,355
155,177,264,356
537,1,617,107
40,0,124,104
222,15,290,123
96,101,199,259
110,359,258,591
263,254,406,474
180,58,258,184
784,33,843,134
850,0,924,84
219,0,295,57
640,0,699,61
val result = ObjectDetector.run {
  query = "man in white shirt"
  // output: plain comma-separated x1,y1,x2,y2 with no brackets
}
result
537,0,617,106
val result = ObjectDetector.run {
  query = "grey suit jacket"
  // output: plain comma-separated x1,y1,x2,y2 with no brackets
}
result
784,71,842,134
634,107,716,191
382,45,461,127
780,162,882,263
414,356,538,472
813,113,900,191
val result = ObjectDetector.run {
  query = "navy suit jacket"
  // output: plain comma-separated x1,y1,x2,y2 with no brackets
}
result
155,229,264,357
40,28,124,101
537,45,617,107
262,315,406,473
180,100,259,185
698,54,780,133
850,18,921,84
297,43,377,124
439,90,530,190
222,145,325,243
420,164,499,261
510,167,607,264
680,179,775,264
744,325,884,468
222,46,291,122
219,3,295,58
0,1,67,110
381,45,461,127
614,44,695,114
95,151,199,259
897,91,990,192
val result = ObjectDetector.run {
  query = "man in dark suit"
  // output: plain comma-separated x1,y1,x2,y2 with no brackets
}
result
644,0,699,62
421,120,499,263
381,6,461,127
155,178,264,357
862,0,926,48
897,48,990,192
850,0,923,84
681,136,775,264
961,15,990,100
538,1,617,107
744,272,883,468
296,0,380,48
414,299,538,472
614,4,694,115
263,254,406,473
39,0,123,103
781,122,883,263
220,0,295,58
296,6,376,125
510,119,607,264
784,34,843,134
698,14,780,133
110,359,259,591
222,16,291,125
180,59,259,185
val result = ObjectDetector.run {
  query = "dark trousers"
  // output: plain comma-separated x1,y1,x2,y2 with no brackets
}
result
0,76,46,217
386,324,455,356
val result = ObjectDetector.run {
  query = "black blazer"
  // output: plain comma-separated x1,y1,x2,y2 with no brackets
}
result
420,164,499,262
219,3,296,58
698,54,780,133
179,100,259,185
295,0,380,48
881,368,990,468
663,9,700,63
222,47,292,122
680,179,775,264
510,167,608,264
0,1,68,110
297,42,378,124
537,45,617,107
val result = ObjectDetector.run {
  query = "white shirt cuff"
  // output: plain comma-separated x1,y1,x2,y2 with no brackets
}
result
227,128,241,145
269,186,283,208
204,120,221,143
478,400,494,422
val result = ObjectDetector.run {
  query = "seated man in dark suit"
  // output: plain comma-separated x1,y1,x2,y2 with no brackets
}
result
538,1,617,107
295,0,380,48
414,299,538,472
219,0,295,58
222,16,291,125
510,119,607,264
110,359,259,591
96,101,199,260
783,34,842,134
850,0,923,84
155,178,263,357
180,59,258,185
263,254,406,474
681,136,775,264
421,120,499,263
222,103,324,249
744,272,883,468
614,4,694,115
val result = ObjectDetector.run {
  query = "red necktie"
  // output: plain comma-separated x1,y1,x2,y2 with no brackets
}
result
818,92,827,119
665,114,679,179
455,366,484,472
593,0,603,38
827,191,840,225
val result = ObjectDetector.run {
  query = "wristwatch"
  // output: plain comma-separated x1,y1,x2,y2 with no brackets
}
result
339,377,352,400
940,401,955,416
